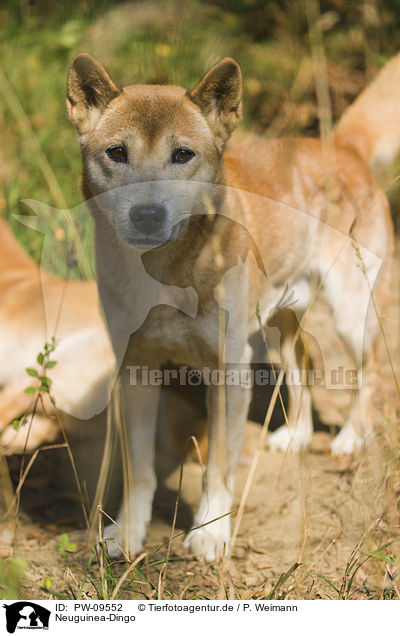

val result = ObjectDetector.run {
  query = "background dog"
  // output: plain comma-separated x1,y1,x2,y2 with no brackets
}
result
0,217,115,454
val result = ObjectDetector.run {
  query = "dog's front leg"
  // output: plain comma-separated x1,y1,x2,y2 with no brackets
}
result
184,364,252,561
103,373,160,559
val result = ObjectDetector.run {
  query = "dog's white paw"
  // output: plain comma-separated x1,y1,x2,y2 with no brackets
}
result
100,488,154,559
101,522,145,560
331,423,364,455
101,524,130,559
184,517,231,562
184,490,232,561
268,424,312,452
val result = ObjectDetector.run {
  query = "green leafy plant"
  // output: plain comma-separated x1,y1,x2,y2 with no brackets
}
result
25,338,58,396
56,533,77,559
0,557,28,600
10,338,58,433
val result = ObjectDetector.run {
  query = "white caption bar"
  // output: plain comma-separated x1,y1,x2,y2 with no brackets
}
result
1,600,397,635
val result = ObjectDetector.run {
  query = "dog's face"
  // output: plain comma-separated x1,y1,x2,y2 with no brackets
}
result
67,54,242,249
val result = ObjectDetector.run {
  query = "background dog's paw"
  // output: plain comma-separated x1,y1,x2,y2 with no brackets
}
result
183,523,230,562
268,424,311,452
1,414,59,454
331,423,363,455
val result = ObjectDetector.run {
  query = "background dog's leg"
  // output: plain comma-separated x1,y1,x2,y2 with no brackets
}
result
268,308,313,452
330,346,377,455
323,258,386,455
103,375,160,558
330,335,379,455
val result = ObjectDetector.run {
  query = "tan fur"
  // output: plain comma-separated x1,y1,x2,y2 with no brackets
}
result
0,218,115,453
67,53,396,561
335,52,400,173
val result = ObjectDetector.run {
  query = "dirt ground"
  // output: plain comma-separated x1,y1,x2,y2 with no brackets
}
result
1,253,399,601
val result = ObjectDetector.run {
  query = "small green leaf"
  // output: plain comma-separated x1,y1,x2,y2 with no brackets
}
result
12,419,21,430
39,385,49,393
66,542,77,553
37,353,44,365
46,360,57,369
44,341,56,353
24,386,36,394
43,577,52,590
56,533,76,559
39,376,52,386
26,367,38,377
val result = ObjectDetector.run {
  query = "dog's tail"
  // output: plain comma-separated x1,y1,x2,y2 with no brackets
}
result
335,53,400,174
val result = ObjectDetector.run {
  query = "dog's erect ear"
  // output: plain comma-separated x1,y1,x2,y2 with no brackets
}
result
67,53,119,135
190,58,242,145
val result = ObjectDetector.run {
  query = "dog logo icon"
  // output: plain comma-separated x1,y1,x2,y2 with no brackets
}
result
3,602,50,633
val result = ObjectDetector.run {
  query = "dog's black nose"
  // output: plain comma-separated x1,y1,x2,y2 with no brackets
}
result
129,205,166,235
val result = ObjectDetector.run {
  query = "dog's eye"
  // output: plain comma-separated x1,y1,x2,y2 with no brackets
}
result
172,148,195,164
106,146,128,163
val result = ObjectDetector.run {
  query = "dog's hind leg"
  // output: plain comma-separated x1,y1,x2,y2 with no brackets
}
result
102,373,161,558
268,308,314,452
329,345,377,456
322,251,388,455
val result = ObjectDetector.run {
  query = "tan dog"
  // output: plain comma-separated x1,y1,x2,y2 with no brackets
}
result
67,52,396,561
0,218,114,453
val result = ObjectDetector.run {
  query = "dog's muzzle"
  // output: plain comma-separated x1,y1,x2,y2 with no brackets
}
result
129,204,167,236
